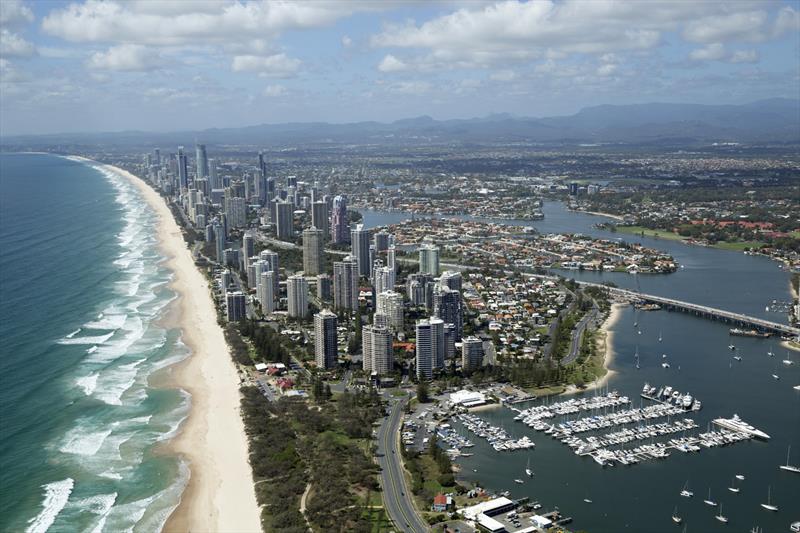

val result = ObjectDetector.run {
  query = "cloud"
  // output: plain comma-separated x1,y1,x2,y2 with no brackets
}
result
341,35,353,48
0,0,34,26
378,54,407,72
689,43,726,62
231,53,300,77
773,6,800,37
263,84,287,97
86,44,164,71
490,69,517,82
389,80,431,95
729,49,758,64
41,0,368,46
0,29,36,57
596,63,618,77
683,10,769,43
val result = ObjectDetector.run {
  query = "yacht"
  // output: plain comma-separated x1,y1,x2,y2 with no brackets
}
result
715,504,729,523
679,481,693,498
525,457,533,477
767,350,775,357
782,352,794,365
712,414,771,440
662,362,670,369
779,445,800,473
671,506,682,524
658,331,662,342
772,373,780,380
662,353,667,359
583,498,593,504
703,487,717,506
735,474,745,481
729,344,736,350
733,356,742,361
728,477,740,493
514,479,524,484
790,521,799,532
760,486,778,511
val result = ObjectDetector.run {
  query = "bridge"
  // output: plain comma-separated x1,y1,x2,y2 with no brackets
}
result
583,283,800,337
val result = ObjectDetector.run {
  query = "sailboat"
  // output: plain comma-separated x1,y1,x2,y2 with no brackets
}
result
703,487,718,506
735,474,745,481
658,330,662,342
679,480,693,497
779,445,800,473
715,503,729,523
760,485,778,511
671,506,682,524
729,344,736,350
525,457,533,477
782,351,794,365
767,349,775,357
728,477,740,493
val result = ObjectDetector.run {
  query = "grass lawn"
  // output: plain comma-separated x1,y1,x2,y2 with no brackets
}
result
711,241,765,251
615,225,686,241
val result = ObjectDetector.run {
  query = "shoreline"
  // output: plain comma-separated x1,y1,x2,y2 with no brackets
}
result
72,156,261,532
570,208,625,221
562,302,624,396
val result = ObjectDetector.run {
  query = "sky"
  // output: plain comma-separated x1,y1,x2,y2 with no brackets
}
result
0,0,798,135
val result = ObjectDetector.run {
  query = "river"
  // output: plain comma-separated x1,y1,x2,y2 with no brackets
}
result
362,202,799,532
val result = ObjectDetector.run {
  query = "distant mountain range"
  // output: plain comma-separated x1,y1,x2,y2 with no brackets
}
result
3,98,798,147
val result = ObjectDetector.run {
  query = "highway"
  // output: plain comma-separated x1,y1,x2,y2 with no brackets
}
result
376,395,429,533
563,304,599,366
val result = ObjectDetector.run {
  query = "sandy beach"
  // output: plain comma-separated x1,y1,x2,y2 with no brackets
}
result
564,302,625,395
571,208,625,222
75,157,261,532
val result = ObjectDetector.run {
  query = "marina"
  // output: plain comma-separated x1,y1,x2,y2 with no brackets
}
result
456,413,535,452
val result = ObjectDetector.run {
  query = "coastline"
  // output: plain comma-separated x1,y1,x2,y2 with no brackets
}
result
571,208,625,222
72,157,261,532
563,302,624,395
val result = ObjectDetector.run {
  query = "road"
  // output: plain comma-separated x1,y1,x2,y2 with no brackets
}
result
563,304,599,366
376,395,429,533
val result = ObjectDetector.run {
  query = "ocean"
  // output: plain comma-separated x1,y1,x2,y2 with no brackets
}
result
0,154,188,532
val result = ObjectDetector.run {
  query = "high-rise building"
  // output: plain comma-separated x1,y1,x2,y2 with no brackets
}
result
154,148,161,166
311,201,329,237
387,246,396,272
213,222,225,263
443,323,456,360
330,195,349,244
195,144,208,179
439,271,462,292
226,196,246,228
363,324,393,375
208,158,219,189
242,233,255,270
461,336,484,372
225,291,247,322
314,309,338,369
258,271,276,314
317,273,332,301
259,250,280,296
415,317,444,381
351,224,371,277
407,273,434,307
286,274,308,318
177,146,189,189
333,255,359,311
419,244,440,276
373,231,390,253
276,201,294,240
376,290,404,331
433,285,463,340
302,227,324,275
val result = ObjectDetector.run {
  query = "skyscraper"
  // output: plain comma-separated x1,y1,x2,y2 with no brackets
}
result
330,195,349,244
351,224,371,277
373,231,390,253
376,290,404,331
314,309,338,369
419,244,440,276
363,324,393,375
416,317,444,381
302,227,324,275
195,144,208,179
258,271,276,314
317,273,332,301
213,221,225,264
276,201,294,240
226,196,246,228
225,291,247,322
242,232,255,270
461,336,484,372
286,274,308,318
208,158,219,189
433,285,463,340
439,270,462,292
177,146,189,189
311,201,329,237
333,256,359,311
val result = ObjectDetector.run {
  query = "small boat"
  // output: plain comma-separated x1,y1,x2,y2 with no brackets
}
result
514,479,524,484
658,331,662,342
794,385,800,391
662,353,667,359
583,498,592,503
715,504,729,523
729,344,736,350
703,487,717,506
760,485,778,511
525,457,533,477
671,506,682,524
733,356,742,362
728,477,740,493
790,521,800,532
735,474,745,481
679,481,693,498
779,445,800,473
662,362,670,369
772,374,780,380
767,350,774,357
638,330,642,335
783,352,794,365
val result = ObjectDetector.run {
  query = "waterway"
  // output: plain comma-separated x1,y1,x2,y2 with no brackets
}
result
362,202,799,532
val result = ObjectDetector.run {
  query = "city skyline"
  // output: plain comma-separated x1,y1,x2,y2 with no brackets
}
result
1,0,798,135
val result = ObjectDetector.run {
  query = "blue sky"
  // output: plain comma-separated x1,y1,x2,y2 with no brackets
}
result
1,0,798,135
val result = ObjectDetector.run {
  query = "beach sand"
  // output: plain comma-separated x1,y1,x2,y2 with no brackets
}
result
79,158,261,533
564,302,625,395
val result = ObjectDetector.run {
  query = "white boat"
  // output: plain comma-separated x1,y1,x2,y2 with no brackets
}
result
703,487,717,506
767,350,774,357
679,480,693,498
790,521,800,532
514,478,524,484
728,477,740,493
759,485,778,511
662,362,670,369
772,374,780,380
779,445,800,473
715,504,729,523
783,352,793,365
671,506,682,524
729,344,736,350
583,498,592,503
662,353,667,359
733,356,742,361
525,457,533,477
735,474,745,481
658,331,662,342
712,414,770,440
794,385,800,391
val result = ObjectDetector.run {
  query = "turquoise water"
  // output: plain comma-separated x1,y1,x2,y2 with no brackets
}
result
0,154,189,532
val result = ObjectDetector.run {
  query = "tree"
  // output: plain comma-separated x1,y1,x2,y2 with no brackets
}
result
417,381,430,403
